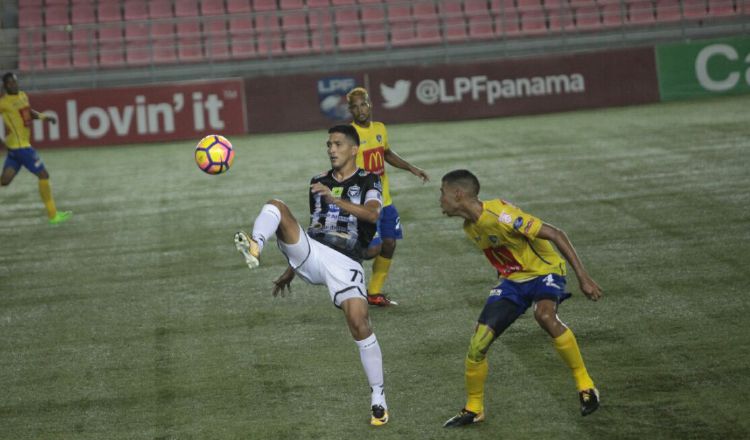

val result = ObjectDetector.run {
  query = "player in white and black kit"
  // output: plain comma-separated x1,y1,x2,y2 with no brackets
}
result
234,125,390,426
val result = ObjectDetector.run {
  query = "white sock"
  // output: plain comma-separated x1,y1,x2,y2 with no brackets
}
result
355,333,386,409
251,203,282,252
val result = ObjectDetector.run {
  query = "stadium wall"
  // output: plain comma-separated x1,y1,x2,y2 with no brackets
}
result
2,35,748,148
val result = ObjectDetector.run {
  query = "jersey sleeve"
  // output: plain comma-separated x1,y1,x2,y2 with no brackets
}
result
505,207,543,240
364,173,383,206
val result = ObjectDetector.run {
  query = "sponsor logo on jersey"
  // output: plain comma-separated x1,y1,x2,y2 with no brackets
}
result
524,219,535,234
489,235,498,244
331,187,344,198
513,216,524,230
363,147,385,175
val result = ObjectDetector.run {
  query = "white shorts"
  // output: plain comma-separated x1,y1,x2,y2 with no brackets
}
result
278,225,368,308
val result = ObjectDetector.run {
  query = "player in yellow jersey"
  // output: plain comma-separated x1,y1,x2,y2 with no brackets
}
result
1,73,71,224
346,87,429,306
439,170,602,427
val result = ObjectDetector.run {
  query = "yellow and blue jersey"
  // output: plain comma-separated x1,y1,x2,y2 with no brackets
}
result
464,199,566,282
352,121,393,207
0,91,33,149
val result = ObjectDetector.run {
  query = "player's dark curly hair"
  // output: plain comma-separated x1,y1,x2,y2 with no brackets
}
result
328,125,360,147
2,72,17,85
442,169,481,196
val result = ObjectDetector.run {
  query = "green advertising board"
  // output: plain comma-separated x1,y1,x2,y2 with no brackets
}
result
657,36,750,101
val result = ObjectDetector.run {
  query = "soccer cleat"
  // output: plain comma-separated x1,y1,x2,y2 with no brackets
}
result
49,211,72,225
579,388,600,416
234,231,260,269
367,293,398,307
370,404,389,426
443,408,485,427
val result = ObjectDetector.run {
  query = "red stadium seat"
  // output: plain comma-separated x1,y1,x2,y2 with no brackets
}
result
45,5,70,26
707,0,737,15
201,0,226,15
358,0,382,3
307,0,330,7
204,18,231,60
569,0,596,6
227,0,252,13
19,30,44,71
151,23,178,64
388,4,415,46
517,0,543,10
414,18,442,45
361,5,387,48
124,1,149,20
98,25,125,67
334,7,362,50
655,0,682,20
682,0,708,18
125,23,151,62
600,1,625,25
229,17,257,59
628,0,655,23
309,8,335,51
175,0,200,17
45,29,72,70
413,0,438,20
176,21,203,61
256,14,283,55
72,2,96,24
97,2,122,22
19,6,44,28
46,0,69,4
331,0,356,5
520,8,547,34
149,0,174,19
547,9,574,31
253,0,278,11
575,5,602,29
465,0,495,39
495,10,521,36
282,12,311,53
492,0,519,16
280,0,305,9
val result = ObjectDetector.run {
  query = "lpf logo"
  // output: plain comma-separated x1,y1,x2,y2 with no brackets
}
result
362,147,385,175
317,77,356,120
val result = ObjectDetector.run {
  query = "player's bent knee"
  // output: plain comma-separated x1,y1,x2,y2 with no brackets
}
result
467,324,495,362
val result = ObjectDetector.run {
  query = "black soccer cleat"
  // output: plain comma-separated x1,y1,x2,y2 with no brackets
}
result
370,404,389,426
579,388,600,416
443,408,485,427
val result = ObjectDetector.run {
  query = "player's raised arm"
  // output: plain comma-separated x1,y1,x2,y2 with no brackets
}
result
536,223,602,301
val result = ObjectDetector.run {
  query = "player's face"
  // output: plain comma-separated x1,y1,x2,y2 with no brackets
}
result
439,182,460,216
327,132,357,170
3,77,18,94
348,96,371,125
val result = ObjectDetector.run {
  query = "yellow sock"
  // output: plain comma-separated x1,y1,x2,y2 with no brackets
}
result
38,179,57,219
465,357,488,414
553,328,595,391
367,255,392,295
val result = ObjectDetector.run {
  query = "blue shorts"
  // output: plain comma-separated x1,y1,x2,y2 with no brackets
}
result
3,147,46,174
484,274,572,314
369,204,403,246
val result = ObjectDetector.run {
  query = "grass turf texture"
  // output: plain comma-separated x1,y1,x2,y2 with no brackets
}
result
1,95,748,440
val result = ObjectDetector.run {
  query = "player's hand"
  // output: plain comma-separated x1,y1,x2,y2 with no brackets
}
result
46,115,58,124
272,271,294,297
310,183,335,204
579,276,602,301
410,166,430,183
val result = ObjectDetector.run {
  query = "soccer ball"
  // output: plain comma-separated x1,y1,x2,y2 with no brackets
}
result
195,135,234,175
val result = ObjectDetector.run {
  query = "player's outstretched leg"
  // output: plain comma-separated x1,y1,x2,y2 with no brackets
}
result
235,200,301,270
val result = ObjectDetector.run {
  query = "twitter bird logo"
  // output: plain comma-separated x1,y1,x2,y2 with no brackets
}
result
380,80,411,109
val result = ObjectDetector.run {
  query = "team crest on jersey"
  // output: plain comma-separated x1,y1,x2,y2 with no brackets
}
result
376,134,383,143
347,185,361,198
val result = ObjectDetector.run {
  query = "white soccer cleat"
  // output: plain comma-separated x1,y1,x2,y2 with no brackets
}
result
234,231,260,269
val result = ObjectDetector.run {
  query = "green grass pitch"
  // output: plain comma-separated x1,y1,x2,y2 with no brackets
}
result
1,95,749,440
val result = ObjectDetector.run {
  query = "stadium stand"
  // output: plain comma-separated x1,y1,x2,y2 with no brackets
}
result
9,0,749,73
